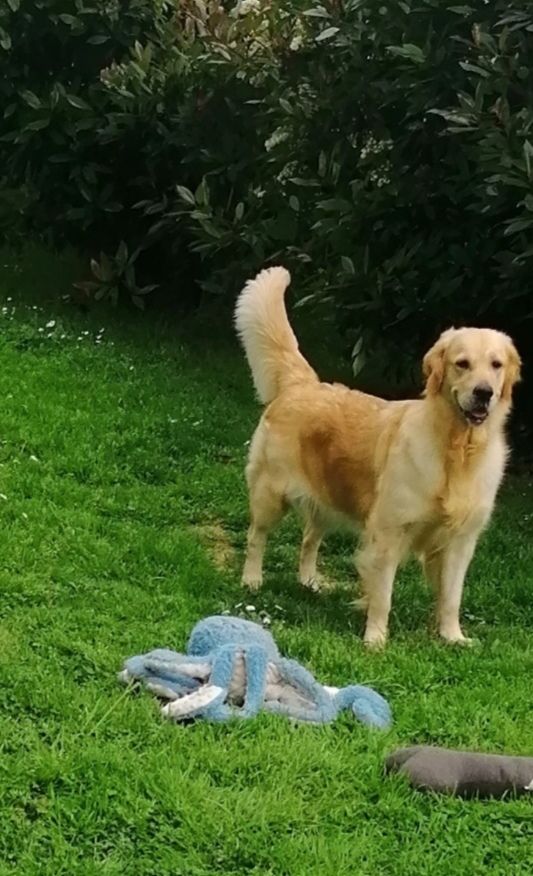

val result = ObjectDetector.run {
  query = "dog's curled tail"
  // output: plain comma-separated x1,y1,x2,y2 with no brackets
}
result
234,266,318,404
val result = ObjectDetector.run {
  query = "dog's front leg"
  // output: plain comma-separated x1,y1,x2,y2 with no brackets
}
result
437,533,478,645
356,532,404,649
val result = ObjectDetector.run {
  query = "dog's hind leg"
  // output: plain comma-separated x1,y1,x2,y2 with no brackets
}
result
299,513,327,591
421,549,443,598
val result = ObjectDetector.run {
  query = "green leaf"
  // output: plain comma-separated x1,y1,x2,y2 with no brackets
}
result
66,94,90,110
302,7,330,18
87,35,110,45
115,241,128,268
132,295,146,310
78,183,92,203
125,264,136,288
0,28,12,50
74,118,98,133
523,141,533,179
102,202,123,213
428,109,475,126
73,280,97,293
386,43,425,65
198,219,223,239
25,118,50,132
289,195,300,212
58,13,79,26
504,218,533,236
341,256,355,274
195,177,210,208
352,336,366,377
6,0,20,10
20,90,41,109
289,178,320,187
90,258,102,281
512,245,533,263
459,61,490,78
316,26,339,42
99,252,114,282
234,202,244,221
176,185,195,205
318,198,352,212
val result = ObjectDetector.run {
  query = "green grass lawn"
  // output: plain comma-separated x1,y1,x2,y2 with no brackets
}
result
0,247,532,875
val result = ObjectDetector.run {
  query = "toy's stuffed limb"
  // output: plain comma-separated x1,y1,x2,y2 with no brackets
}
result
163,644,237,721
198,644,270,722
119,650,211,699
334,685,392,729
163,644,270,722
264,657,337,723
263,658,392,728
161,684,227,719
238,644,270,717
386,746,533,798
144,654,212,683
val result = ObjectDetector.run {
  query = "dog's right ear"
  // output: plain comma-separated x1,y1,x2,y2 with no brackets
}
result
502,338,522,402
423,329,455,396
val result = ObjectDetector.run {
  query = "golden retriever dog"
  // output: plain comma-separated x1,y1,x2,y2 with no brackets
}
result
234,266,521,648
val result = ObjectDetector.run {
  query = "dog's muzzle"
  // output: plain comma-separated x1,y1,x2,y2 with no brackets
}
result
459,383,494,426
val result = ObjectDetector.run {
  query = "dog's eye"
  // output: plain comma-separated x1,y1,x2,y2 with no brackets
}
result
455,358,470,370
491,360,503,370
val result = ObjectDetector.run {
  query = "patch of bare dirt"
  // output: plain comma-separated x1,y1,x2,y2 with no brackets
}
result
193,521,236,570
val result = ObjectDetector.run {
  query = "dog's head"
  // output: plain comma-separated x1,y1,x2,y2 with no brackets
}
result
423,327,521,426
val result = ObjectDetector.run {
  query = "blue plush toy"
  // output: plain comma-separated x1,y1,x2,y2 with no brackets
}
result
119,615,391,729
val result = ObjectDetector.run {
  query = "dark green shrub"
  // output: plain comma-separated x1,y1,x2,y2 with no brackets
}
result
160,1,533,385
1,0,532,386
0,0,192,290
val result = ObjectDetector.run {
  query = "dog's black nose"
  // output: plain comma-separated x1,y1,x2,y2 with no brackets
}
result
473,383,493,404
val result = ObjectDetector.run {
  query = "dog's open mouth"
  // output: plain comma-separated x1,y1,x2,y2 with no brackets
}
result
460,406,488,426
454,389,490,426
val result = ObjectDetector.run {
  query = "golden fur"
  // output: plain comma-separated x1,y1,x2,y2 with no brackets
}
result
235,267,521,647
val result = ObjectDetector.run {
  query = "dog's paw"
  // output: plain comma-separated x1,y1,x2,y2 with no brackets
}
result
363,630,387,651
440,631,479,648
300,574,332,593
351,595,369,612
241,575,262,592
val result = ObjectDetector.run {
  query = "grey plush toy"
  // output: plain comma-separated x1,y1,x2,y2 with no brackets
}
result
386,746,533,798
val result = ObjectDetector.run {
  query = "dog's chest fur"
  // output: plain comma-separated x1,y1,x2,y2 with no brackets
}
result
376,412,507,538
436,428,507,531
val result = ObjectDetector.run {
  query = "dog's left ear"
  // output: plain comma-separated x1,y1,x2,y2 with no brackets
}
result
423,329,455,396
502,339,522,401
